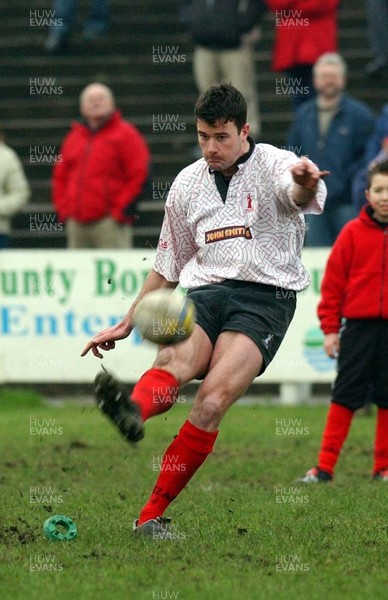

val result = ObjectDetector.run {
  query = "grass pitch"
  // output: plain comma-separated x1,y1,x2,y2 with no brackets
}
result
0,388,387,600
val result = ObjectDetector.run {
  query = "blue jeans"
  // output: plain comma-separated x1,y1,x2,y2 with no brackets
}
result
53,0,109,34
304,204,358,247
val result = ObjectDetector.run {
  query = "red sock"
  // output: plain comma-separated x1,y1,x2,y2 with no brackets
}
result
131,368,179,422
374,408,388,473
318,402,354,475
138,420,218,524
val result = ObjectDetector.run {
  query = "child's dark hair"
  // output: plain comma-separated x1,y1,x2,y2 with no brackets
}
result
367,160,388,188
194,84,247,133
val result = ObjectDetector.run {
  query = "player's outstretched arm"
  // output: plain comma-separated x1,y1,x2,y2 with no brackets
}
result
80,269,178,358
291,156,329,206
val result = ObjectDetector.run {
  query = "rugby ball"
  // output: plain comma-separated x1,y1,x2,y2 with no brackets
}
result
133,289,196,345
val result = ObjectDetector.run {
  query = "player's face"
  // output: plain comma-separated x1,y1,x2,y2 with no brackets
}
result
365,173,388,222
313,64,345,99
196,119,250,175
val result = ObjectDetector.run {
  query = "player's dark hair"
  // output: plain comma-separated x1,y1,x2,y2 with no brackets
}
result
367,160,388,188
194,84,247,132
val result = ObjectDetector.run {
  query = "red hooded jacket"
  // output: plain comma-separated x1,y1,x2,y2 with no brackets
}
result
266,0,341,71
318,205,388,334
53,110,150,224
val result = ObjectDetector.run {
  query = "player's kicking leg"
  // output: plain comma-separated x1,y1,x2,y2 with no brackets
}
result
133,330,263,539
94,324,213,442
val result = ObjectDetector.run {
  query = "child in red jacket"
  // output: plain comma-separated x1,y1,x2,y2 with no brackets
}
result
300,160,388,482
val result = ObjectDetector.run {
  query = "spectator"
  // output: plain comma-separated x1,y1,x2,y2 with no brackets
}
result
299,161,388,484
266,0,341,109
365,0,388,77
181,0,266,139
44,0,109,54
0,129,30,249
287,53,375,246
52,83,150,249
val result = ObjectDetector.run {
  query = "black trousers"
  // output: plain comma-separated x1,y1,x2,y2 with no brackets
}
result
332,319,388,410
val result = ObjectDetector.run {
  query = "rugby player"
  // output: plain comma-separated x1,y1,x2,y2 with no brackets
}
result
81,84,328,539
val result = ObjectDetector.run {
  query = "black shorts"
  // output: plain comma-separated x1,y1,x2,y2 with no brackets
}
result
186,280,297,374
332,319,388,410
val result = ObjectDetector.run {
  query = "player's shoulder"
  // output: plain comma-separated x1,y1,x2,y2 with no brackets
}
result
174,157,209,184
253,143,300,164
165,158,209,204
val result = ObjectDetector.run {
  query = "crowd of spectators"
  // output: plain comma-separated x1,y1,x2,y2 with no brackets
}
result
1,0,387,249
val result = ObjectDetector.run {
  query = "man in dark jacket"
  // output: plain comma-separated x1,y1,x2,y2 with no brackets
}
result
181,0,266,139
287,53,375,246
53,83,150,248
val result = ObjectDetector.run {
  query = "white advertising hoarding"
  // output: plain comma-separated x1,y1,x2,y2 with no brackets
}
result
0,249,336,383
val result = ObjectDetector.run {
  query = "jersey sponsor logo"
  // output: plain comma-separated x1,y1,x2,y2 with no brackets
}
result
205,226,252,244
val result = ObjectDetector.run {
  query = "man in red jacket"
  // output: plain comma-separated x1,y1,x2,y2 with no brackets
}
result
53,83,150,248
266,0,341,108
299,160,388,482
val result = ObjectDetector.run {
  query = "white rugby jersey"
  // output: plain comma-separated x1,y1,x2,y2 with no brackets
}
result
154,143,326,291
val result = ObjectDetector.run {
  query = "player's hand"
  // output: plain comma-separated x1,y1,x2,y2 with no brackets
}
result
81,320,133,359
291,157,330,190
324,333,340,359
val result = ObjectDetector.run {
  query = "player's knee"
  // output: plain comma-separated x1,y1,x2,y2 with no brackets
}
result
190,388,230,430
153,347,176,368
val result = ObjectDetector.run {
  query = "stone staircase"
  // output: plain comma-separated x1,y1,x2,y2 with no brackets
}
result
0,0,384,248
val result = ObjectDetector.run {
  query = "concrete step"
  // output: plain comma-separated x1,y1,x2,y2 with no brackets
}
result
1,0,380,250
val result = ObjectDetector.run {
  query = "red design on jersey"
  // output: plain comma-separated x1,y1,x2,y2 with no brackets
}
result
244,191,255,213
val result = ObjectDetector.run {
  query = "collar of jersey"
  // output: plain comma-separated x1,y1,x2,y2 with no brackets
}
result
208,136,255,174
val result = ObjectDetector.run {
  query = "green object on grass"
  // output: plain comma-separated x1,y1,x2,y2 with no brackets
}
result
43,515,77,541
